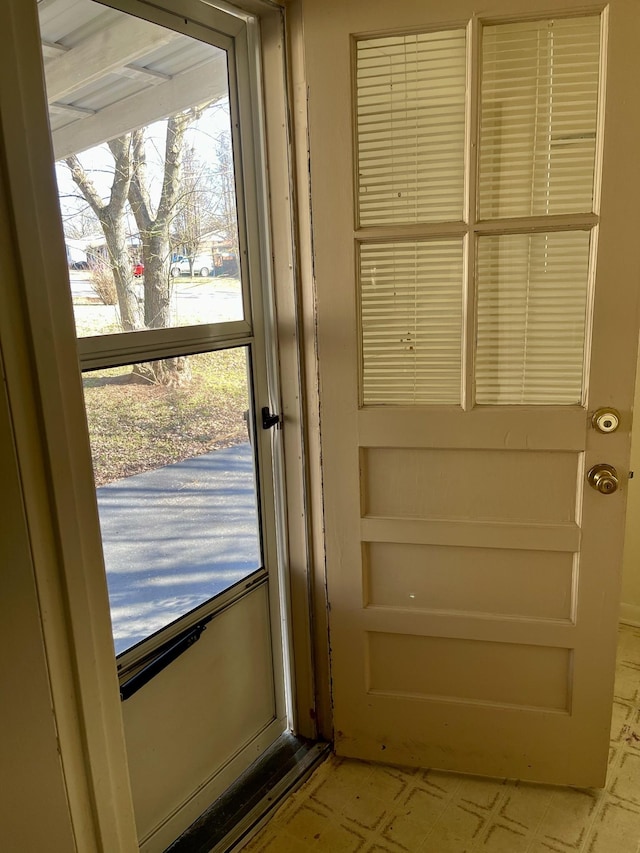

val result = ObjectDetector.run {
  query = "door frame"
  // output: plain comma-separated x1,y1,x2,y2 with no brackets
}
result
0,0,321,850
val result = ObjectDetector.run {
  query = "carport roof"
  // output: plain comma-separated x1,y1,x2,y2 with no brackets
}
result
38,0,229,159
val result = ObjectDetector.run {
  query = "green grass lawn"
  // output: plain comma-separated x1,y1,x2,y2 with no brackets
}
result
83,348,250,486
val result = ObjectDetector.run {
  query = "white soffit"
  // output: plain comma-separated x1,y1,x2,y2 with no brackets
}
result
37,0,229,159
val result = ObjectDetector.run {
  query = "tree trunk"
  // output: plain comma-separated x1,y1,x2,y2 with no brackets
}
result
142,228,171,329
128,113,199,385
131,356,192,387
101,213,142,331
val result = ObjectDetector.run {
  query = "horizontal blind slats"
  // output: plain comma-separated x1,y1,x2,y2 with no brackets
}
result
475,231,591,405
360,240,463,405
478,16,601,219
356,30,466,226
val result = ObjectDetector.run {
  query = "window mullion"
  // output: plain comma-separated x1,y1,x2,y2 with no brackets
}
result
77,321,254,371
462,16,480,411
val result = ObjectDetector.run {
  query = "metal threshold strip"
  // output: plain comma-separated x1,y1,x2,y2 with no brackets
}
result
166,734,330,853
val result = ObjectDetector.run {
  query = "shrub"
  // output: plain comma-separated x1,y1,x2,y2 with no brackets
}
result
89,258,117,305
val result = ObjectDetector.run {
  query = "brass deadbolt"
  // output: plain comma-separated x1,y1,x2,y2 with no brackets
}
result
592,408,621,433
587,463,619,494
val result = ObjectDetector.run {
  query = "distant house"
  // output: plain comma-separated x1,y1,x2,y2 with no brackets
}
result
65,234,142,268
65,236,93,268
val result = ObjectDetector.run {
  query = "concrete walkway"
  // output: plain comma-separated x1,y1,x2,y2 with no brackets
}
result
97,443,260,655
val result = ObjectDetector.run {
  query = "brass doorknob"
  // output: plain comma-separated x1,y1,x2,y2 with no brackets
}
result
587,464,619,494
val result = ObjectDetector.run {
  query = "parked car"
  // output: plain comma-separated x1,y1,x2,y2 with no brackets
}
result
133,261,144,277
213,250,239,277
170,254,213,277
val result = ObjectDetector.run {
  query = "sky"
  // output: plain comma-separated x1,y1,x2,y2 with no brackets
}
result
55,99,234,241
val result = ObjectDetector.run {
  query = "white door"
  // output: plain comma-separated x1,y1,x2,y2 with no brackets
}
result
303,0,640,785
39,1,288,848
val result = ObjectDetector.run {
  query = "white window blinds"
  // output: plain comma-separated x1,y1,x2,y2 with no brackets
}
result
356,30,466,226
355,15,601,408
360,240,463,405
479,17,601,219
475,231,591,405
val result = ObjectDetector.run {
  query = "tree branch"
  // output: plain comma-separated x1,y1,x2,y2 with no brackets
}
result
128,128,153,233
156,111,192,224
65,154,106,219
107,135,134,213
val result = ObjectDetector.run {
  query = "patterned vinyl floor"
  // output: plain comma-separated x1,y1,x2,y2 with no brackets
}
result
241,624,640,853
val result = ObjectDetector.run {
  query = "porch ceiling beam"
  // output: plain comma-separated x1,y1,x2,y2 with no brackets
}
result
50,102,96,117
52,53,228,159
41,39,70,58
45,16,175,103
116,65,172,85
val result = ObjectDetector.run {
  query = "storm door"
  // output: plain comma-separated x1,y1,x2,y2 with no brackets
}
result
38,0,288,848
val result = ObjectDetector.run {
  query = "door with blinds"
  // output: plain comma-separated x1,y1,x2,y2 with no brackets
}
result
302,0,640,784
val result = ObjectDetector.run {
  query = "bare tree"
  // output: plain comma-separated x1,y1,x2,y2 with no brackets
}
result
126,111,202,385
172,144,205,276
62,204,100,241
211,130,239,258
65,137,141,331
128,111,197,330
62,103,230,386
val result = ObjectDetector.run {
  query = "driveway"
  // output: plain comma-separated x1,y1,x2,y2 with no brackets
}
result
97,443,260,654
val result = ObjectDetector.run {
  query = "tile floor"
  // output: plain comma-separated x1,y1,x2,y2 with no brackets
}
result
242,624,640,853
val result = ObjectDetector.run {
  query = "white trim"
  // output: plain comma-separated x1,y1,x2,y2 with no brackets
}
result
242,9,297,730
285,0,333,739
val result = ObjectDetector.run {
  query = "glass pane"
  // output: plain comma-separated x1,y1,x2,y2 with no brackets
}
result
479,16,601,219
41,0,243,337
476,231,591,405
360,239,464,405
83,348,260,654
356,30,466,226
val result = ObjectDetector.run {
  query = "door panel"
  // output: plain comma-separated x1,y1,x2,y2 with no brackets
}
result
303,0,640,785
123,583,275,845
367,633,570,710
365,542,574,619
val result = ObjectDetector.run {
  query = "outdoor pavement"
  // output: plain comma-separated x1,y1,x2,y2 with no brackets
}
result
69,272,244,333
97,443,260,655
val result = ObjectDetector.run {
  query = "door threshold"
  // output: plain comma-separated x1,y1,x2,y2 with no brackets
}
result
165,734,331,853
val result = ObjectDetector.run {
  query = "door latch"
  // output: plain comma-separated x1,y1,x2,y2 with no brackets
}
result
261,406,281,430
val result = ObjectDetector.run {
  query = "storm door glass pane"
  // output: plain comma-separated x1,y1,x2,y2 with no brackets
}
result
360,239,464,405
43,3,243,337
476,231,591,405
83,348,260,654
356,29,466,226
479,16,601,219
